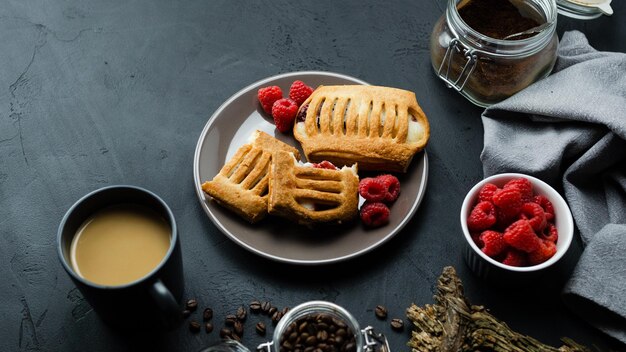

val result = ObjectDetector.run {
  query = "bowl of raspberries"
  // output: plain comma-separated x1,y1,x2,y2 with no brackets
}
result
460,173,574,280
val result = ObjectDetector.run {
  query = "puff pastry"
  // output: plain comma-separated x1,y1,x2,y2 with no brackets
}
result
293,85,430,172
201,130,300,223
268,151,359,226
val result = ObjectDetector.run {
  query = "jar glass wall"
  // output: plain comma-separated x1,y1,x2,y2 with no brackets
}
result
430,0,558,107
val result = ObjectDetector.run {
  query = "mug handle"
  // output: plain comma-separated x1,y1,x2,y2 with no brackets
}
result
148,279,181,329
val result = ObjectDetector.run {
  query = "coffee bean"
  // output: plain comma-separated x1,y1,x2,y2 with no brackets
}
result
374,305,387,319
256,321,267,335
280,313,355,352
261,301,271,314
205,322,214,333
220,327,232,339
271,311,283,325
182,309,191,319
203,307,213,321
225,314,237,326
186,299,198,312
268,306,278,316
233,320,244,336
282,306,290,315
189,320,201,333
250,300,262,313
390,318,404,331
236,305,247,321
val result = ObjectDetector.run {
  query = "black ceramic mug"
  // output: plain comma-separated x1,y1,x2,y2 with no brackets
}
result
57,185,184,331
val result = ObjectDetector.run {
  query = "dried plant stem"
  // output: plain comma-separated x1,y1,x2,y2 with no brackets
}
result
406,267,591,352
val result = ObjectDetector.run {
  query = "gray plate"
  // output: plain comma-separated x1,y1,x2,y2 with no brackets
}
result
193,71,428,265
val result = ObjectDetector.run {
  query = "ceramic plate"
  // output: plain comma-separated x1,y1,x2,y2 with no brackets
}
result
193,71,428,265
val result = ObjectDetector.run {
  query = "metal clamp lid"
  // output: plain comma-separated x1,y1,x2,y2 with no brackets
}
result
436,38,480,92
361,326,389,352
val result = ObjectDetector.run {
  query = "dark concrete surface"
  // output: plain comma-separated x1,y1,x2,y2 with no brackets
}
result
1,1,625,351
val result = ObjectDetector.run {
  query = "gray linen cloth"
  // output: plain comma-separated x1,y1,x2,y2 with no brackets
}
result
480,30,626,344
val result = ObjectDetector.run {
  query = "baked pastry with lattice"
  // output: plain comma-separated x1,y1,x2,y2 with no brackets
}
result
293,85,430,172
267,151,359,226
201,130,300,223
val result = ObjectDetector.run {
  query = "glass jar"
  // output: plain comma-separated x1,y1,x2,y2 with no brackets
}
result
430,0,558,107
257,301,389,352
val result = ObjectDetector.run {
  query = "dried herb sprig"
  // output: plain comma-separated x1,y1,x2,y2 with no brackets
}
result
406,267,591,352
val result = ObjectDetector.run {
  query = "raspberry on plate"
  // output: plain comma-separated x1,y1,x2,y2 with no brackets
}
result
288,80,314,106
467,201,497,232
493,188,523,215
479,230,507,257
359,177,387,203
258,86,283,115
503,219,542,253
376,174,401,203
360,202,390,228
271,98,299,133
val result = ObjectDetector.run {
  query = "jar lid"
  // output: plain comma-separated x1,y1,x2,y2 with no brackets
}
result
557,0,613,19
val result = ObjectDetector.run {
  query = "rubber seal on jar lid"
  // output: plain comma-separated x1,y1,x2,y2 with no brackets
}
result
557,0,613,19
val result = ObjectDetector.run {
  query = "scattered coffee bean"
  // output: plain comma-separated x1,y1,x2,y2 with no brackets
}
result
256,321,267,335
268,306,278,316
236,305,247,321
225,314,237,326
186,299,198,312
182,309,191,319
203,307,213,321
205,322,214,333
374,305,388,319
233,320,244,337
390,318,404,331
220,327,232,339
282,306,290,315
271,310,283,325
261,301,271,314
250,300,262,313
189,320,201,333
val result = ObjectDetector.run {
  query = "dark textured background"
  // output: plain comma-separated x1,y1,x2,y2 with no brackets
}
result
1,1,625,351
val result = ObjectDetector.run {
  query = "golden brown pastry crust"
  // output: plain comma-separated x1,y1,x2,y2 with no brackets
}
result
293,85,430,172
201,130,300,223
267,151,359,226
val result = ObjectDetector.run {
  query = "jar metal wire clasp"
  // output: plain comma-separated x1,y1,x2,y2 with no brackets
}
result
361,326,389,352
437,37,478,92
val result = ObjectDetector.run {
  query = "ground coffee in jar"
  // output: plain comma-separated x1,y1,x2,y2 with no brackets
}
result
430,0,558,107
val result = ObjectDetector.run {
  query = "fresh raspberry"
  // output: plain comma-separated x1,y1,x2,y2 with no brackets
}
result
496,207,518,230
288,80,314,106
492,188,523,215
503,219,542,253
360,202,390,228
258,86,283,115
520,202,547,232
271,98,298,133
479,230,507,257
501,249,528,267
533,195,555,221
471,232,484,248
359,178,387,202
504,178,534,203
528,239,557,265
478,183,499,203
540,222,558,243
313,161,337,170
376,174,401,203
467,201,497,232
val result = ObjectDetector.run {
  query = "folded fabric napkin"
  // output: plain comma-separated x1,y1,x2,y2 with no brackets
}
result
480,30,626,344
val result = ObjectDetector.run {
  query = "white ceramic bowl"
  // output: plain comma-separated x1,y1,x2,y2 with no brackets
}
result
460,173,574,281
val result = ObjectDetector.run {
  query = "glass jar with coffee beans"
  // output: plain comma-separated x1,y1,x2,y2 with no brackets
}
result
257,301,389,352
